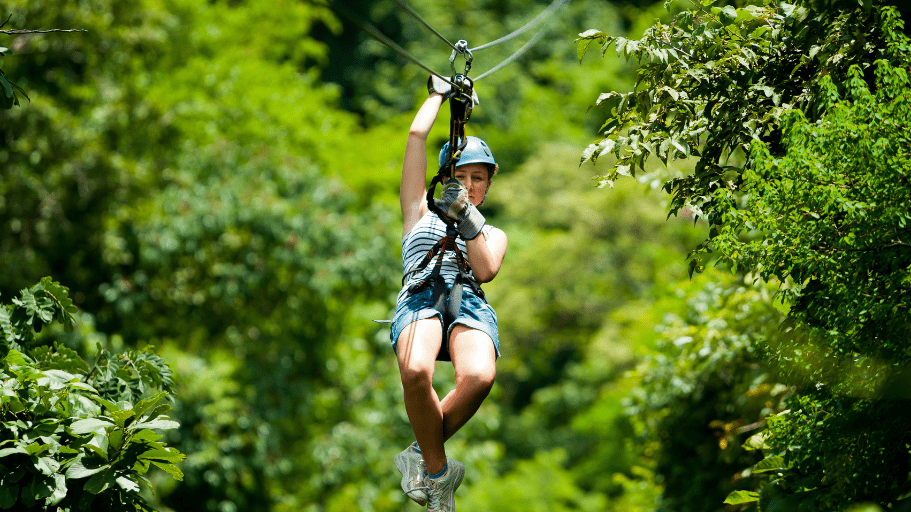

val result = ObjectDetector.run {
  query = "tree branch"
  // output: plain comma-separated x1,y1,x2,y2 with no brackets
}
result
0,29,88,34
0,16,87,35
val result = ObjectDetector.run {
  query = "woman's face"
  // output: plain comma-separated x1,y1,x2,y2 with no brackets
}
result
450,163,491,207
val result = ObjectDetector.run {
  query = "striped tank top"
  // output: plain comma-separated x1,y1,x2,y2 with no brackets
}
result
397,211,493,304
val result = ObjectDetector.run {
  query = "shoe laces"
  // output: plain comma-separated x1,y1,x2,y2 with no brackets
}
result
427,474,445,510
404,484,430,500
428,491,443,511
404,458,429,500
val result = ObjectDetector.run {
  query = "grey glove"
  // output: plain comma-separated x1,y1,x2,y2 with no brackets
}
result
427,75,453,99
435,179,486,240
428,76,480,105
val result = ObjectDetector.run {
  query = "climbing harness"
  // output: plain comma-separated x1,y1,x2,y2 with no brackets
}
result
403,60,483,345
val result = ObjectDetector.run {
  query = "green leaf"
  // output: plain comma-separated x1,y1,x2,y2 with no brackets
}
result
25,442,49,456
87,394,120,412
130,429,163,443
107,429,124,451
0,446,28,459
753,454,787,473
110,409,136,428
743,431,769,451
67,382,98,393
130,391,166,420
724,490,760,505
116,475,140,493
688,258,699,278
70,418,115,435
33,456,60,476
0,76,13,109
139,447,184,463
577,29,607,40
8,81,28,104
3,350,29,367
576,30,607,61
40,278,77,331
0,478,17,509
132,418,179,430
151,460,184,481
671,138,690,158
0,307,14,343
38,370,77,390
84,466,116,495
66,458,109,479
27,473,53,503
47,474,66,506
714,5,738,26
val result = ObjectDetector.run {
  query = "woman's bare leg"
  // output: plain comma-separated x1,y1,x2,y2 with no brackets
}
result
440,325,497,441
396,318,447,475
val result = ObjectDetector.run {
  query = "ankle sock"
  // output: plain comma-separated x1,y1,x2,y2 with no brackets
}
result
428,464,447,480
412,443,421,454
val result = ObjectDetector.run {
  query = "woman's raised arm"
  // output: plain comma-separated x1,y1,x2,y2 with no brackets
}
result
401,89,446,237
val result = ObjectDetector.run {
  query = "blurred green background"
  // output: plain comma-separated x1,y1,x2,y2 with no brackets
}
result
3,0,901,511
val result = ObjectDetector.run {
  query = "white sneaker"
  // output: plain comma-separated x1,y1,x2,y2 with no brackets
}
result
426,459,465,512
394,443,428,505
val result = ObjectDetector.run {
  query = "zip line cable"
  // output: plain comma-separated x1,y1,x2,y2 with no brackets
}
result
325,0,456,86
326,0,568,85
469,0,568,53
391,0,458,52
473,21,551,81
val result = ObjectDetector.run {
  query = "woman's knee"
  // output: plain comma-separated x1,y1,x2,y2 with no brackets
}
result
450,326,497,392
456,362,496,393
399,361,434,391
396,318,442,390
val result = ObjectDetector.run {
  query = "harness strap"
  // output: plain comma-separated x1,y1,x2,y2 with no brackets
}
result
404,226,485,301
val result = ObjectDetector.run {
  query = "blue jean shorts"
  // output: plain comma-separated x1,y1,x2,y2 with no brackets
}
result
390,284,500,362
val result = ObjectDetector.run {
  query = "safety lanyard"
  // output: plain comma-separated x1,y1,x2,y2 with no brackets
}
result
426,72,474,226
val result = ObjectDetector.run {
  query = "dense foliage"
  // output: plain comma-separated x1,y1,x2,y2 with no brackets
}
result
5,0,909,510
1,279,184,511
581,0,911,509
721,60,911,511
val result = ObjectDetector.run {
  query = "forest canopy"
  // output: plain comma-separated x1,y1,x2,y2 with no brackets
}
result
2,0,909,510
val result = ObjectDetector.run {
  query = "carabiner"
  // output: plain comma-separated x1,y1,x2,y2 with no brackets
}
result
449,40,473,75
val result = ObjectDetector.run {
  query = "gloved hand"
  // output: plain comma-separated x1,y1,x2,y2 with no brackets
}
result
434,179,486,240
428,76,480,106
427,75,453,99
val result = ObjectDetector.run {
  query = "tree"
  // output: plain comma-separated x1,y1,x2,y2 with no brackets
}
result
579,0,911,509
717,60,911,511
0,279,184,511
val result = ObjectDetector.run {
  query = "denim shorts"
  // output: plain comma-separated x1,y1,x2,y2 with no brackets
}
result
390,284,500,362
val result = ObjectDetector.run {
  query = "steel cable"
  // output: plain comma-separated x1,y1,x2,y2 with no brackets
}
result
326,0,567,86
469,0,568,53
325,0,455,85
472,23,550,81
391,0,459,52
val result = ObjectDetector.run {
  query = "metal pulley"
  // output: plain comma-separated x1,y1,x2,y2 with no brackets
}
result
449,39,472,75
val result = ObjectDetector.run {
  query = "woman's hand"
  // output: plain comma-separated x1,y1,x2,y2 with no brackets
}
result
427,75,453,99
435,180,486,240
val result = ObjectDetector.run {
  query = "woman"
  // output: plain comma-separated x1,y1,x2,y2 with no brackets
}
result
390,76,508,512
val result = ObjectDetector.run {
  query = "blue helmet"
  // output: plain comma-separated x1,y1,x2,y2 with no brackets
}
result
438,136,497,172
